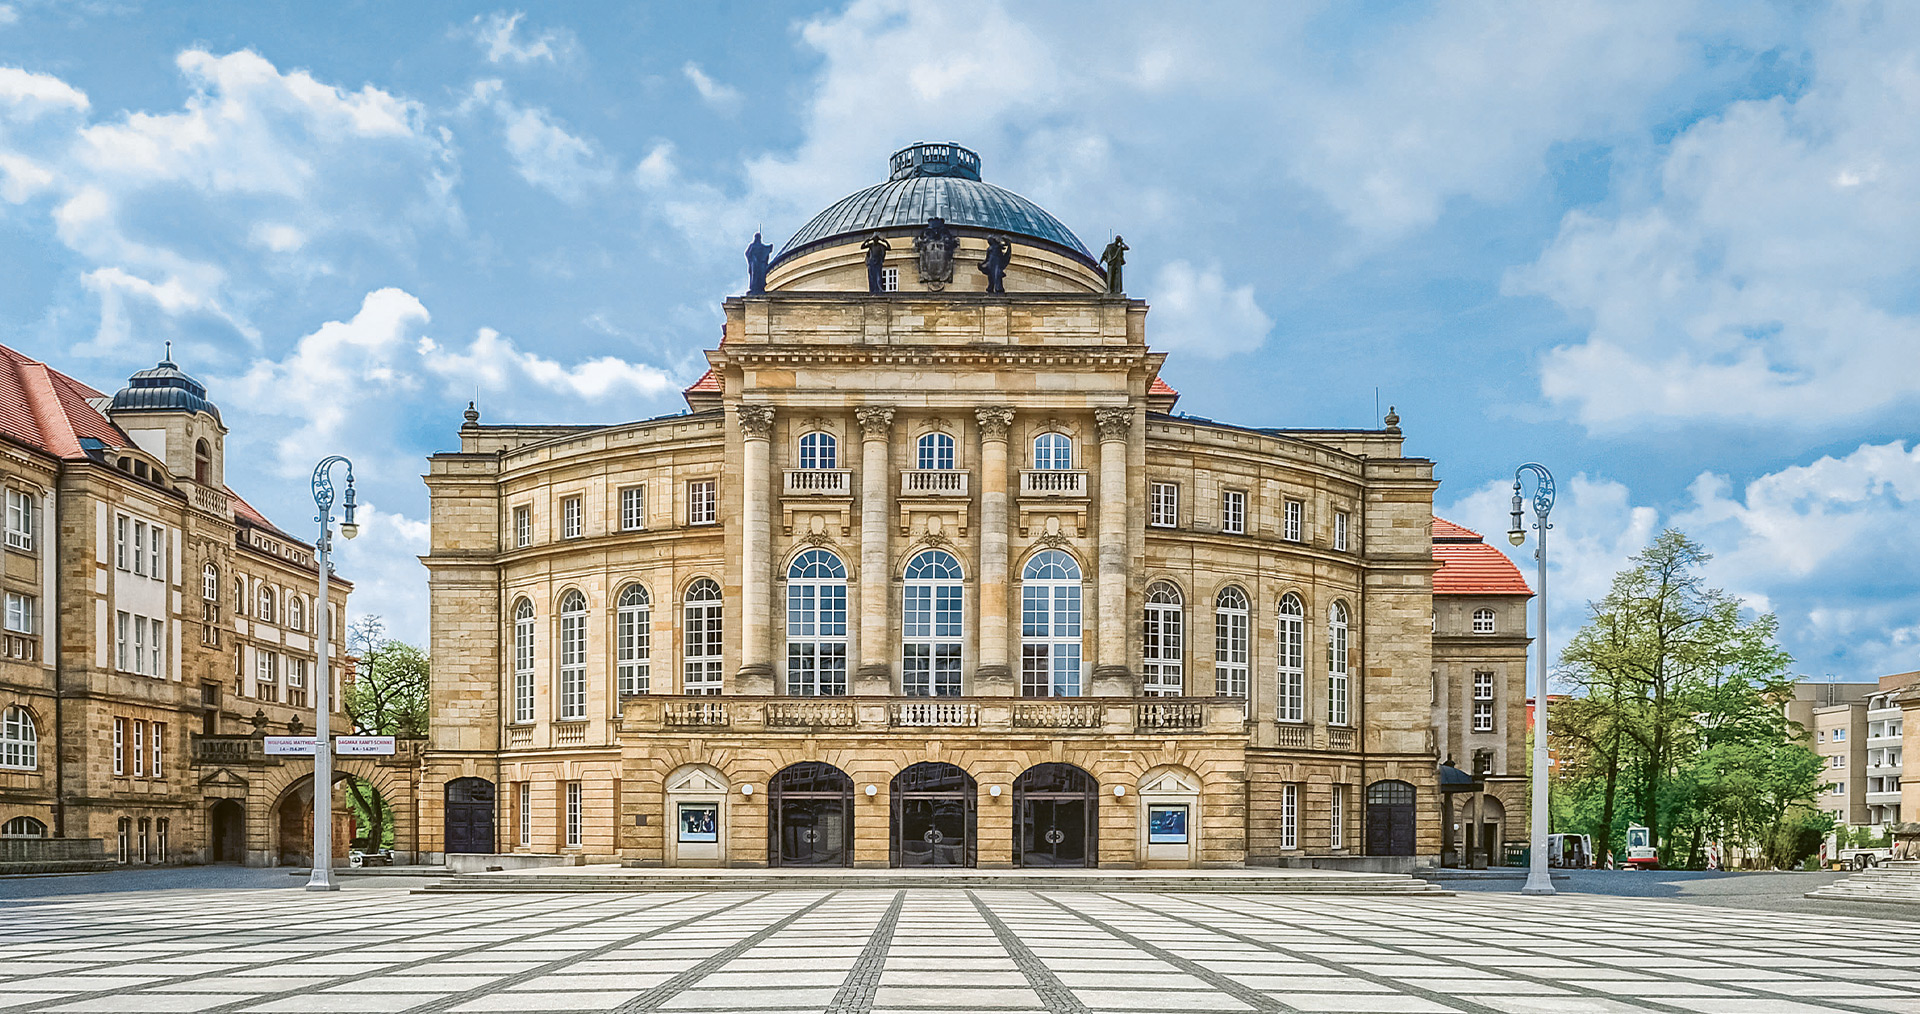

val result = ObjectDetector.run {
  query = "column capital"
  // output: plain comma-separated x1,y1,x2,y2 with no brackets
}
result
855,406,895,438
736,404,775,440
1094,407,1133,442
975,406,1015,441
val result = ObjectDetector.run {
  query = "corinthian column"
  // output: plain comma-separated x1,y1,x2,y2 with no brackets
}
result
1093,407,1134,694
855,406,895,694
735,404,776,694
975,407,1014,694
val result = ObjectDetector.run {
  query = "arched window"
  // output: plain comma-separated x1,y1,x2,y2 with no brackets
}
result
798,431,837,471
512,599,535,723
1277,593,1305,722
1328,600,1351,726
194,439,212,484
257,586,275,624
1472,607,1496,633
1,706,36,770
287,596,305,632
917,432,955,470
1021,550,1082,697
1214,587,1249,698
785,550,847,696
234,578,245,616
1142,582,1184,697
557,591,587,720
202,564,218,602
683,579,724,695
1033,432,1072,470
616,585,651,697
903,550,964,697
1,815,47,838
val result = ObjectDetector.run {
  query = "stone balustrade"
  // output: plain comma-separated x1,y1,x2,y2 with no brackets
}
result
622,695,1249,737
899,469,969,497
1018,469,1088,497
782,469,852,495
191,735,259,765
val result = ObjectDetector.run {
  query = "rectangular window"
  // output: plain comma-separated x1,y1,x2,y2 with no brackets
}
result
287,657,308,707
116,515,129,570
1835,781,1846,795
1473,670,1494,700
113,718,125,775
620,486,646,531
257,651,279,703
518,782,532,847
617,597,651,697
1334,511,1350,551
1834,729,1847,742
560,496,582,539
148,617,162,677
1221,490,1245,535
881,266,898,292
1473,701,1494,732
1141,596,1183,697
683,592,725,694
1150,482,1178,528
3,593,34,634
1833,755,1846,768
151,721,165,778
688,480,717,526
4,489,33,551
559,609,587,720
1214,598,1249,698
1277,610,1304,723
1281,783,1298,849
132,520,147,576
566,782,583,848
132,720,144,776
133,617,147,676
902,580,964,697
1284,500,1303,542
514,505,532,549
1331,784,1345,849
148,524,163,578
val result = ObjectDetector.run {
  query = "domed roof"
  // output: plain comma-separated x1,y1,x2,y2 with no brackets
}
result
774,142,1096,267
111,346,221,422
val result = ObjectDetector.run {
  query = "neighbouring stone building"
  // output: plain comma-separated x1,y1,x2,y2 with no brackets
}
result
419,142,1532,869
1789,675,1909,830
0,344,392,868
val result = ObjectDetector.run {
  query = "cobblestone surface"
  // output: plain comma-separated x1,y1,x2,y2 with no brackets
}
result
2,884,1916,1013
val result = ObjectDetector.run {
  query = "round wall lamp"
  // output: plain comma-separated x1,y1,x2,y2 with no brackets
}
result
865,784,878,797
1113,785,1127,798
989,785,1002,798
741,784,754,796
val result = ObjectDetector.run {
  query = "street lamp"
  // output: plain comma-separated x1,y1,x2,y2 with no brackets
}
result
1509,462,1555,897
306,456,357,892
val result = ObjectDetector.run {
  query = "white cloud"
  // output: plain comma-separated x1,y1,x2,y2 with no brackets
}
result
470,11,573,65
330,503,432,645
1517,4,1920,429
0,65,89,114
420,326,676,402
682,62,741,115
1141,260,1272,357
0,6,17,26
465,80,611,202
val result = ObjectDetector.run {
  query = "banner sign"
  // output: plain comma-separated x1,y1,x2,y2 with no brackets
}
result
336,736,397,756
263,736,320,756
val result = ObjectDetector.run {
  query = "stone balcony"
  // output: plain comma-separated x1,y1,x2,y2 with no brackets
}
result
1019,469,1088,497
900,470,970,497
620,695,1248,737
783,469,853,496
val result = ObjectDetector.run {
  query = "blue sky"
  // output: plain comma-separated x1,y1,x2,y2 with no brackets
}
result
3,1,1917,683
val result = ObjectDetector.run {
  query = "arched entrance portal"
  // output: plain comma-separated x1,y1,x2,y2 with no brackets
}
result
769,762,853,867
1014,763,1097,868
891,762,976,867
275,778,360,866
445,777,497,854
1366,780,1417,856
208,800,244,862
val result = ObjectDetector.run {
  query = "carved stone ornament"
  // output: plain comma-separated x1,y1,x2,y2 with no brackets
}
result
913,217,960,288
975,406,1014,441
1035,532,1072,550
918,531,952,549
1094,407,1133,442
800,532,837,548
736,404,775,439
855,406,895,437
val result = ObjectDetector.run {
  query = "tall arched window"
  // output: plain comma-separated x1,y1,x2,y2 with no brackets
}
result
1328,600,1351,726
785,550,848,696
917,432,955,470
1021,550,1082,697
512,599,535,722
1033,432,1072,470
1214,587,1249,698
616,584,651,697
257,586,275,624
903,550,963,697
798,431,837,470
202,564,218,602
1277,593,1305,722
1142,582,1184,697
287,596,305,632
194,439,212,484
683,579,724,695
1,706,36,770
557,591,587,720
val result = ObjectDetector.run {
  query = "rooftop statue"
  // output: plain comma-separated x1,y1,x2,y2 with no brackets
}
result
914,217,959,289
745,232,772,294
861,233,891,294
1099,236,1128,294
980,234,1012,294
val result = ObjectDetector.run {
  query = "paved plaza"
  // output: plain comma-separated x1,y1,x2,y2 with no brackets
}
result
3,883,1918,1014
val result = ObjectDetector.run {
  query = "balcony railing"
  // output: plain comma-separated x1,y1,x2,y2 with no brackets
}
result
1013,701,1100,729
768,700,857,728
1020,469,1088,497
665,701,730,728
191,735,257,765
783,469,852,496
1136,701,1204,731
1328,727,1355,751
620,695,1251,737
506,725,532,747
893,701,979,727
1275,723,1310,748
553,721,588,745
900,470,969,497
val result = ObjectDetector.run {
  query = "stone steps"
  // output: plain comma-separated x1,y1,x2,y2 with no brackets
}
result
1805,861,1920,904
415,870,1449,895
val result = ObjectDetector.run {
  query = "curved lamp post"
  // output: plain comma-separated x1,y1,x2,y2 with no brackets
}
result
306,456,358,892
1509,463,1555,897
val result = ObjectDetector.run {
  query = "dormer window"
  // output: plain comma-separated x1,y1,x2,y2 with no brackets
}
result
194,440,212,484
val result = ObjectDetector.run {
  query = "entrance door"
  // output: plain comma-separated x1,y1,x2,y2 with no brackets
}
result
1365,780,1416,856
890,762,976,867
1014,763,1097,868
445,777,496,855
770,762,853,867
209,800,245,862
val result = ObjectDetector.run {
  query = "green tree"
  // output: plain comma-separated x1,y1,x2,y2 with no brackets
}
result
341,616,429,850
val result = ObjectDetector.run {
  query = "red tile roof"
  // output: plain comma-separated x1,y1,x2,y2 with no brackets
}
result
1432,517,1532,595
684,368,720,394
0,344,127,459
1149,376,1177,397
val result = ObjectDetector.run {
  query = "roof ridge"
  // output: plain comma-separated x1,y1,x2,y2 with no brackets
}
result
18,359,85,459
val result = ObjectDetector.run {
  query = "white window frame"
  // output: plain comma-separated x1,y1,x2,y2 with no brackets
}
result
0,707,36,770
1284,500,1303,542
3,592,33,634
1331,784,1345,849
688,480,717,526
902,550,964,697
1334,511,1350,551
561,496,582,539
112,718,125,775
147,523,163,578
150,721,164,779
1221,489,1245,535
798,431,838,471
116,516,129,570
683,579,724,694
1032,432,1072,470
133,520,147,576
287,596,304,632
1281,783,1298,849
1328,601,1350,726
619,486,646,532
202,564,218,602
1472,669,1495,732
116,611,130,671
4,489,32,551
148,616,162,677
566,781,583,848
557,591,587,720
132,720,143,776
917,432,956,471
881,266,899,292
616,585,651,696
1020,550,1083,698
1214,587,1249,698
513,599,536,722
1150,482,1178,528
514,505,532,548
785,550,849,697
1472,608,1496,633
257,585,275,624
1277,594,1305,723
518,782,532,847
1142,583,1184,697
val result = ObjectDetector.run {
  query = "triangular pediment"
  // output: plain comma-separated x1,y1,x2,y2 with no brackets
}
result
665,765,728,794
199,767,250,791
1139,770,1199,795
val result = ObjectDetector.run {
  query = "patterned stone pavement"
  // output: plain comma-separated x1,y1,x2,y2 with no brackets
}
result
1,887,1916,1013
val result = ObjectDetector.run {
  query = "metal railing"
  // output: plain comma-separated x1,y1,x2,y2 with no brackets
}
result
1019,469,1088,496
900,470,969,496
782,469,852,495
